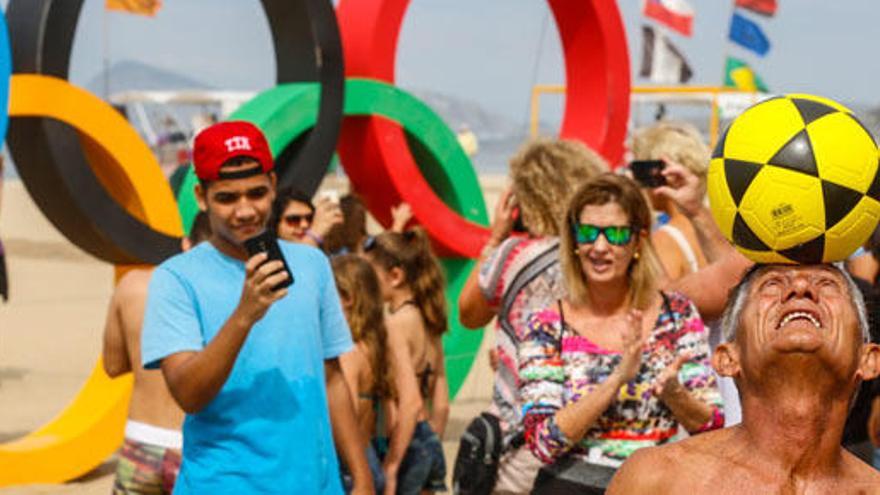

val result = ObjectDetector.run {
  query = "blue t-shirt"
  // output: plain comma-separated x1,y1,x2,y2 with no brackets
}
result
141,241,352,494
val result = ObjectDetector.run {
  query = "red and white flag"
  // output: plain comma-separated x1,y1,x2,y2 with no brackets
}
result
735,0,778,17
643,0,695,37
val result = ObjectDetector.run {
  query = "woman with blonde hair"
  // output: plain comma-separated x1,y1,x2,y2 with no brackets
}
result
520,174,724,493
363,229,449,494
631,122,710,280
457,138,609,493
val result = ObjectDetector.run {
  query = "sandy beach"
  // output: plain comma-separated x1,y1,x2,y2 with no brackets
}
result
0,176,503,493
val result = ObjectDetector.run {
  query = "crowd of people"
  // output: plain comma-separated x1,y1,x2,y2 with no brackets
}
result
97,118,880,494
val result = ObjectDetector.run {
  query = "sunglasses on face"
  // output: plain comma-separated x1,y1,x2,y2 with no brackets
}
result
572,223,636,246
283,213,314,226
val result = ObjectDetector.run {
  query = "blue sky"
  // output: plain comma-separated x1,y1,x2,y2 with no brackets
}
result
7,0,880,126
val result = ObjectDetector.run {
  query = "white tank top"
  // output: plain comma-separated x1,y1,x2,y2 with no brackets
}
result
659,224,699,274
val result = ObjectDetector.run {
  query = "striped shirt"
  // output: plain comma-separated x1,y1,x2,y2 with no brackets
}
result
478,236,565,436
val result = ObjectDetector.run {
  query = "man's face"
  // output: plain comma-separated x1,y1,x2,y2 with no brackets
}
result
195,162,275,248
735,265,863,378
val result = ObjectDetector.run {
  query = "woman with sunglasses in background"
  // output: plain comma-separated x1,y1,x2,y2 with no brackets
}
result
520,174,724,493
272,186,343,248
363,229,449,495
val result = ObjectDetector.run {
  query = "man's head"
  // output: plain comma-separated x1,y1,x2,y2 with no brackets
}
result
715,264,880,395
192,122,276,250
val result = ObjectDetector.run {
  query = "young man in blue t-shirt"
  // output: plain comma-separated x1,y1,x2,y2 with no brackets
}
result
141,121,372,494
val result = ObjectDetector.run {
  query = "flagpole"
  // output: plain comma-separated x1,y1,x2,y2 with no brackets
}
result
722,0,737,86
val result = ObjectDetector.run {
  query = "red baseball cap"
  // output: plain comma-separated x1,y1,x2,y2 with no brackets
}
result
192,121,274,181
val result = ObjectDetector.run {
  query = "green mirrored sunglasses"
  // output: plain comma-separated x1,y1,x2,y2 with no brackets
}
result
573,223,635,246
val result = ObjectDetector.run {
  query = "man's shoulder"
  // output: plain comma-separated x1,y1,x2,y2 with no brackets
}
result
610,430,729,493
156,243,215,273
115,267,154,298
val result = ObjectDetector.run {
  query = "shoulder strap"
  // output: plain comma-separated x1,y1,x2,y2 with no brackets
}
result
498,239,560,341
555,299,566,356
659,290,680,331
659,224,699,273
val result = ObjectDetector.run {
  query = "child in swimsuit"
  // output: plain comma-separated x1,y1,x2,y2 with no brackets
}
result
363,229,449,494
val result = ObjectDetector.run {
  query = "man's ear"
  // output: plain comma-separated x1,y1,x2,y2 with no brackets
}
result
857,343,880,381
712,342,741,378
194,183,207,212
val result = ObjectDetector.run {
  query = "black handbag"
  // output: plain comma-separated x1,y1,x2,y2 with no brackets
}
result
530,456,617,495
452,412,503,495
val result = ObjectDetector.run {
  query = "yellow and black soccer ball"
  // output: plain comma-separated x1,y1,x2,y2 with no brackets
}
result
707,94,880,264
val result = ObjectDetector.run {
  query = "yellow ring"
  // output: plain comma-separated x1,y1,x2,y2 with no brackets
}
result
0,75,181,485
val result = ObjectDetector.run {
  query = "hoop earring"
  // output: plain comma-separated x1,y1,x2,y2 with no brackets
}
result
633,251,640,260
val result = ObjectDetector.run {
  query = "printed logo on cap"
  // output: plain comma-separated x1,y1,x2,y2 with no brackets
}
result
225,136,252,153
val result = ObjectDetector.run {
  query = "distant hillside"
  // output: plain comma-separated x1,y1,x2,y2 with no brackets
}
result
85,60,213,95
406,87,534,140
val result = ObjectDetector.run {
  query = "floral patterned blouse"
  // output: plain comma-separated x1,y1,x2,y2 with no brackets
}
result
520,291,724,467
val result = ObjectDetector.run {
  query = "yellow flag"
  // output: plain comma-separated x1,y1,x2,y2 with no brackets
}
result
106,0,162,17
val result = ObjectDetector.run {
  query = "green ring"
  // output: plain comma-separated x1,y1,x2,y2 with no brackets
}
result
177,79,487,398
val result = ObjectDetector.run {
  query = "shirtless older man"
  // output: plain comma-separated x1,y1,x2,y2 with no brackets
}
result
609,264,880,494
102,213,210,494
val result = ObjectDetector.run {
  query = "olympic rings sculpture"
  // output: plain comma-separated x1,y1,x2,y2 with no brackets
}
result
0,0,629,484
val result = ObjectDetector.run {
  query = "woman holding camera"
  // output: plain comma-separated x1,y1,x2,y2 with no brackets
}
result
520,174,724,493
630,122,711,281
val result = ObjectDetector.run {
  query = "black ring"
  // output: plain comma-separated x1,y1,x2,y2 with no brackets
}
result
5,0,343,264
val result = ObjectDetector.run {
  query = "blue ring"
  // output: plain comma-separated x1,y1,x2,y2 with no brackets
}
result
0,13,11,141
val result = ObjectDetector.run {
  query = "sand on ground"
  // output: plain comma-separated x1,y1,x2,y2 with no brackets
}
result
0,175,505,493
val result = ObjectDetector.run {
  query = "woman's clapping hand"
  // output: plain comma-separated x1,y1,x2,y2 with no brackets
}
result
653,353,692,400
614,310,647,384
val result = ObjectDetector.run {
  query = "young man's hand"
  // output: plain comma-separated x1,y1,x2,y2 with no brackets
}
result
236,253,288,324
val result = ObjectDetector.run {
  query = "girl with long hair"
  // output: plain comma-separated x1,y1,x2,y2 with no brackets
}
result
363,228,449,495
332,254,397,493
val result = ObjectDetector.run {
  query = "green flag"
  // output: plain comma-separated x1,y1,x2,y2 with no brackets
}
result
724,57,768,92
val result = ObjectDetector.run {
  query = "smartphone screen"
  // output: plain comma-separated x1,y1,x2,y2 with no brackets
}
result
630,160,667,188
243,231,294,290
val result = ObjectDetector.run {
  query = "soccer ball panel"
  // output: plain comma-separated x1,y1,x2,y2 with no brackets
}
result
722,98,805,164
823,197,880,261
738,166,824,251
734,247,794,264
707,157,738,239
787,93,851,114
808,112,878,192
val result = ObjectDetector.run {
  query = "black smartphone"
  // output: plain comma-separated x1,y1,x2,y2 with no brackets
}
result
631,159,667,188
243,230,294,291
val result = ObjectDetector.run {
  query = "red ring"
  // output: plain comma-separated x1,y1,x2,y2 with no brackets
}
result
335,0,630,257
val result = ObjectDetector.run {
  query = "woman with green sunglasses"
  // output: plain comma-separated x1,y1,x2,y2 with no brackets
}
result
519,174,725,493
